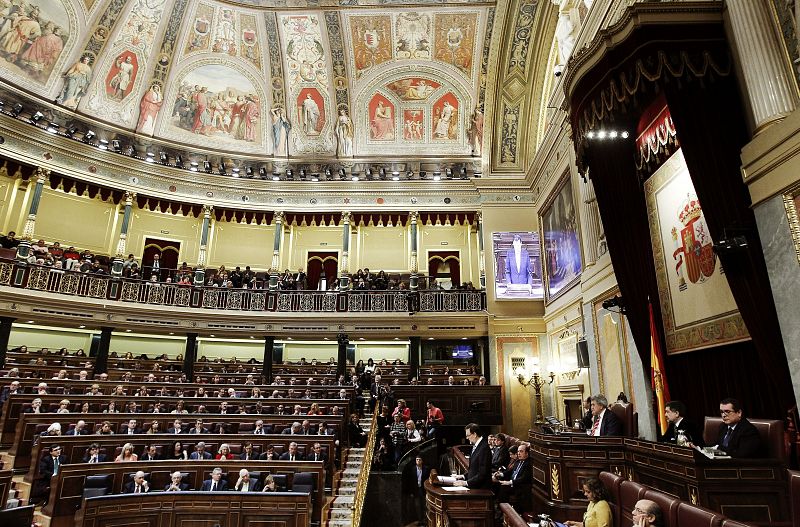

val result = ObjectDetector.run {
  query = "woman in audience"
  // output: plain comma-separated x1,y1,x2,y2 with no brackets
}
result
196,386,209,397
393,399,412,421
262,475,277,492
115,443,138,462
98,421,114,435
389,413,407,463
565,478,612,527
307,402,323,415
146,420,161,434
251,387,264,398
172,441,188,460
112,385,125,396
43,422,62,436
171,400,188,414
81,402,92,413
57,399,71,413
216,444,235,460
404,420,422,451
349,413,369,448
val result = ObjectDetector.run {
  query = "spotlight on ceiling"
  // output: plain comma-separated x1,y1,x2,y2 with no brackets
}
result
338,168,346,179
145,152,155,163
432,171,441,181
83,130,96,143
392,173,400,181
299,168,306,180
310,173,319,182
259,167,268,179
460,166,468,179
126,145,136,157
406,170,414,179
325,168,333,180
65,125,78,137
10,103,23,117
46,122,59,134
419,171,427,180
190,162,199,172
285,169,294,180
160,152,169,164
365,168,373,179
445,167,453,179
351,173,360,181
231,167,240,177
98,139,109,150
203,161,212,173
29,111,44,124
379,168,387,180
245,166,253,177
218,163,226,175
111,140,121,152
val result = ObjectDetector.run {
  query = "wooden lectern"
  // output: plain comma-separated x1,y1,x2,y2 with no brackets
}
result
424,479,495,527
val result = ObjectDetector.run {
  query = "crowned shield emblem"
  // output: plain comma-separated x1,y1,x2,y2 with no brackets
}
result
672,194,716,288
195,17,210,35
243,29,256,45
363,30,380,50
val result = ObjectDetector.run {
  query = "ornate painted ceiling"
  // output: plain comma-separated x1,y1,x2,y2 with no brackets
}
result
0,0,555,178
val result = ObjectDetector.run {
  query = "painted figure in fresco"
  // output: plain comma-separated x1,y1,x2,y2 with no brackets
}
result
191,86,211,134
469,108,484,156
109,55,134,100
336,109,354,157
243,94,260,142
0,5,40,63
271,107,291,156
20,21,62,80
371,101,394,140
172,89,193,129
136,83,163,135
230,95,246,139
57,55,92,109
433,100,456,139
301,93,320,135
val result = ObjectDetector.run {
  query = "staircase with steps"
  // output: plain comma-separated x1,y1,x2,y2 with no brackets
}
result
325,413,373,527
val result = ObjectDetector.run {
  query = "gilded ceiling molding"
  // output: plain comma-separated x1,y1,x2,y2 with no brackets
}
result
324,11,352,115
476,7,496,112
148,0,192,87
264,12,287,110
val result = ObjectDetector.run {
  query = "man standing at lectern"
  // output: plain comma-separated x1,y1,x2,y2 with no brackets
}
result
504,234,533,285
454,423,492,489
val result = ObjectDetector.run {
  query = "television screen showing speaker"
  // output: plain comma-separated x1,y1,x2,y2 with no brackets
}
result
492,231,544,299
452,345,474,359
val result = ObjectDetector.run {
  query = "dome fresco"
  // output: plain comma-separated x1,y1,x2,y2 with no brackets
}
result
0,0,497,160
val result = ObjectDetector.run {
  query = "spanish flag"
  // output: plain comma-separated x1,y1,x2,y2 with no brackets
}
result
650,301,671,435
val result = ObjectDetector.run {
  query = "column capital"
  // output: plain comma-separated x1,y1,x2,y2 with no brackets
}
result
341,210,352,224
202,204,214,217
475,210,483,223
124,191,136,205
409,211,419,223
274,210,285,223
34,167,50,184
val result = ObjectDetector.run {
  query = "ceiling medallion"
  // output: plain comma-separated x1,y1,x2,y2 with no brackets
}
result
310,198,318,204
513,195,521,201
241,195,249,202
444,197,451,204
129,176,139,184
206,191,213,197
411,197,418,204
88,165,97,173
376,197,384,204
169,185,177,192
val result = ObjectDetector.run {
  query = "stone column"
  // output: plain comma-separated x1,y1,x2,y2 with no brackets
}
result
193,205,213,285
409,211,419,290
111,191,135,276
336,333,348,380
476,211,486,289
16,167,48,262
727,0,799,132
183,333,197,382
262,336,274,383
339,211,352,290
0,316,15,368
93,327,113,376
408,336,420,381
579,177,602,265
269,211,285,290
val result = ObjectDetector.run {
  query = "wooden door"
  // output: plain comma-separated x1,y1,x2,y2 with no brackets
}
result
143,238,181,280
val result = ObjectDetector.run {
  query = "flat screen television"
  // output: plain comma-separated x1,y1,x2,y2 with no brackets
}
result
451,345,474,359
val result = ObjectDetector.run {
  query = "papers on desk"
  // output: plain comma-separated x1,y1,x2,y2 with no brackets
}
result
695,446,731,459
437,476,459,484
443,486,470,492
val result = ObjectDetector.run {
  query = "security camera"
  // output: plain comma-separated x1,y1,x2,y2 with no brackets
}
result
553,64,564,77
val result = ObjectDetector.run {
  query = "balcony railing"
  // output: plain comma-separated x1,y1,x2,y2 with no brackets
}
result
0,261,486,313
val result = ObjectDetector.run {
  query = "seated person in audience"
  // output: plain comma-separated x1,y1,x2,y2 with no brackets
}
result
98,421,115,435
280,442,301,461
146,421,162,434
446,375,456,386
491,434,510,471
306,442,327,463
83,443,107,463
165,471,190,491
565,477,611,527
661,400,703,446
283,421,303,435
493,442,533,514
253,419,267,434
126,401,140,413
171,400,189,414
124,471,150,493
631,499,663,527
124,419,142,435
169,419,184,434
67,420,89,435
580,397,594,430
301,420,314,435
712,398,761,458
259,445,277,460
0,379,21,402
191,441,213,460
34,444,66,503
53,370,67,380
216,443,235,460
234,469,259,492
87,384,101,396
201,467,228,491
104,401,121,414
195,404,209,414
586,395,622,437
42,423,62,437
115,442,138,462
261,474,278,492
276,404,287,415
219,401,231,414
478,376,487,386
349,414,368,448
189,419,209,434
291,404,303,415
25,397,43,414
140,444,162,461
171,441,189,460
240,442,257,460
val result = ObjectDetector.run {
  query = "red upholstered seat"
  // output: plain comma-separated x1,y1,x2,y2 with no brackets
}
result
609,402,638,437
619,480,647,527
643,488,680,527
789,470,800,527
702,417,785,461
599,471,624,527
676,502,723,527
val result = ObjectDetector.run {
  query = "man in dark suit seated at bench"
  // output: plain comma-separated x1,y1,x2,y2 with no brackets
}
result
82,443,107,463
165,471,190,491
123,471,150,494
713,398,761,458
201,467,228,491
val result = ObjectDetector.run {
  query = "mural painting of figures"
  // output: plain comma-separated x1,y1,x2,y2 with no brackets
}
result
136,83,163,135
212,8,237,56
271,107,291,156
369,93,395,141
432,93,458,140
105,51,138,101
433,13,477,74
166,64,263,147
297,88,325,136
386,78,440,101
402,109,424,141
349,15,391,78
0,0,70,84
541,176,582,301
396,12,431,59
56,54,91,109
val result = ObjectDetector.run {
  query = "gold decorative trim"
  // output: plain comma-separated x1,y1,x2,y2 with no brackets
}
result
550,463,561,500
782,180,800,265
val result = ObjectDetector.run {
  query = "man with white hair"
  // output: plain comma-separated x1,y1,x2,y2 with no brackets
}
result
36,382,48,395
66,420,88,435
201,467,228,491
124,471,149,493
165,471,189,491
234,469,258,492
0,379,21,402
78,370,88,381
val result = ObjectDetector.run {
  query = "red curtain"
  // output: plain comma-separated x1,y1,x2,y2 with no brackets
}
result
428,251,461,287
306,252,338,290
143,238,181,280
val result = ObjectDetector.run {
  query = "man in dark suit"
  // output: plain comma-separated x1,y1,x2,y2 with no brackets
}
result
123,471,150,493
34,444,67,503
123,419,143,435
305,442,327,463
580,397,594,430
66,420,89,435
587,395,623,437
240,442,257,461
494,443,532,514
82,443,107,463
190,442,213,460
280,442,301,461
402,455,431,526
188,419,209,434
201,468,228,491
233,469,259,492
165,471,190,491
491,434,510,471
139,444,162,461
662,400,704,447
168,419,184,434
454,423,492,489
715,398,761,458
144,253,162,281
